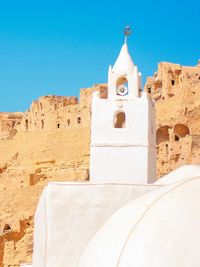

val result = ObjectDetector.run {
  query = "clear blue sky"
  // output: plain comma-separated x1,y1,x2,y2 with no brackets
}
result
0,0,199,112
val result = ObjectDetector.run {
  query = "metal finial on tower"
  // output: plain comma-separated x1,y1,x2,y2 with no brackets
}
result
124,26,132,44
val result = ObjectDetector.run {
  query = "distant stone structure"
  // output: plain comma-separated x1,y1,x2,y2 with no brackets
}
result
0,112,23,140
145,61,200,177
0,84,108,140
21,85,107,132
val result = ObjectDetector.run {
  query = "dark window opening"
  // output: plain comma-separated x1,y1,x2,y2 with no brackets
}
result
25,119,28,130
77,117,81,124
165,144,169,155
148,87,152,94
3,224,11,233
67,119,70,126
175,135,179,141
57,123,60,129
156,126,170,145
171,80,175,86
114,111,126,128
41,120,44,129
174,124,190,140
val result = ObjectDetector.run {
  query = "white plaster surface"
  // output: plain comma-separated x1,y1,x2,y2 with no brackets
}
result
90,94,156,184
78,166,200,267
32,182,159,267
90,146,155,183
90,96,155,146
112,43,135,74
155,164,200,185
90,41,156,184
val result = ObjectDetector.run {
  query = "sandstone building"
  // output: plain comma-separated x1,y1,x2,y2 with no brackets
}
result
0,112,23,140
145,61,200,177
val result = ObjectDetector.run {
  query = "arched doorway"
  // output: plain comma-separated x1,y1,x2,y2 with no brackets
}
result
173,124,189,141
156,126,170,145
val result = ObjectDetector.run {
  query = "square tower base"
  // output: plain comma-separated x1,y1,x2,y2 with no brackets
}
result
90,146,156,184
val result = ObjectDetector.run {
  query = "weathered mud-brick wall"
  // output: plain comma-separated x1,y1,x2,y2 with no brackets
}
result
20,84,107,131
145,61,200,177
0,113,23,140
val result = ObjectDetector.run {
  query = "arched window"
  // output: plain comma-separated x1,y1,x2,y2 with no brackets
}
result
3,224,11,233
114,111,126,128
25,119,28,130
173,124,189,141
116,76,128,96
67,119,70,126
156,126,170,145
57,123,60,129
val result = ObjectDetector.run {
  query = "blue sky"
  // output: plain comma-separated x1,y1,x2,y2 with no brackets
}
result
0,0,199,112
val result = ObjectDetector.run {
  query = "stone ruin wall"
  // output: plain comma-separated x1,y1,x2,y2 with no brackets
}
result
145,60,200,177
0,84,108,139
20,84,107,132
0,113,23,140
1,61,200,266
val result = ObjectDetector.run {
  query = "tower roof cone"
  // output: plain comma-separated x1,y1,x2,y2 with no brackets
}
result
112,41,134,74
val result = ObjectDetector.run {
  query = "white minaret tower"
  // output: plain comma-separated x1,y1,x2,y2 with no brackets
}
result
90,27,156,184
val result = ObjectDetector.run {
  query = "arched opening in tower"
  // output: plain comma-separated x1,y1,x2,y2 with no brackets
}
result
116,76,128,96
114,111,126,128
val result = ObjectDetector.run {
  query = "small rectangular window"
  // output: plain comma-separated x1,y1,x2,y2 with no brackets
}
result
77,117,81,124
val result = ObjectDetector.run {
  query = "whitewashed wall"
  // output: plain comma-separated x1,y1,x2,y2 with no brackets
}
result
32,182,159,267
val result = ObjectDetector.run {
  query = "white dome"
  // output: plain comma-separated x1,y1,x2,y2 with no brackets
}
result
155,164,200,185
78,166,200,267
